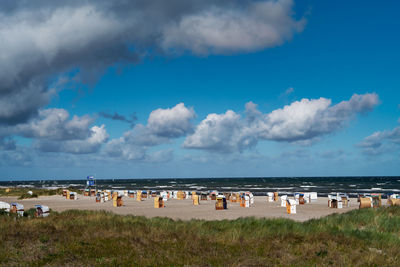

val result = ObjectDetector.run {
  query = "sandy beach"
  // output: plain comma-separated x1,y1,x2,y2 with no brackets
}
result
0,195,360,222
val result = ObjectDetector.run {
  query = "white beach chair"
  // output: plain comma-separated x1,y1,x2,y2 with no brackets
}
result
249,193,254,205
286,199,296,214
280,195,288,207
310,192,318,202
267,192,274,202
245,195,250,207
0,202,10,213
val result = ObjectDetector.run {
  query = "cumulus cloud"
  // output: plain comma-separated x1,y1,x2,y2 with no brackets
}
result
184,93,379,153
259,93,379,142
16,108,94,141
105,103,195,159
358,124,400,155
0,0,303,125
2,108,109,154
182,110,257,153
147,103,196,138
34,125,108,154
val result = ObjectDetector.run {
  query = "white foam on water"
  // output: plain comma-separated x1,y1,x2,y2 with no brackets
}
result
41,186,61,190
245,187,266,190
275,187,294,190
355,188,384,192
387,189,400,192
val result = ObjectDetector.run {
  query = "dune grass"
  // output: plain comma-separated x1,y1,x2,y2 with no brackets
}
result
0,207,399,266
0,187,65,200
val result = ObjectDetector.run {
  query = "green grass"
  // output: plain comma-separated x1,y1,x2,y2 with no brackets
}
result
18,193,39,200
0,207,399,266
0,187,69,200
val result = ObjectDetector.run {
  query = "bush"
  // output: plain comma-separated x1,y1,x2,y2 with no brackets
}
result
18,193,39,200
0,209,8,216
23,208,37,218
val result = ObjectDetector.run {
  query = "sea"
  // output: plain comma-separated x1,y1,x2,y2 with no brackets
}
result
1,176,400,197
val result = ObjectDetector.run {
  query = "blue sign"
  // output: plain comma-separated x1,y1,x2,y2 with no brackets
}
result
87,176,95,186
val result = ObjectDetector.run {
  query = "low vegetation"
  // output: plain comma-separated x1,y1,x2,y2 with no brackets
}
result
0,187,67,199
18,193,39,200
0,207,399,266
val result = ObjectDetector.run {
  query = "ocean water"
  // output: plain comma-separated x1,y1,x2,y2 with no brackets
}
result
1,177,400,197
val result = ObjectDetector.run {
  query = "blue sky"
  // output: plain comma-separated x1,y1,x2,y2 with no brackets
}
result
0,0,399,179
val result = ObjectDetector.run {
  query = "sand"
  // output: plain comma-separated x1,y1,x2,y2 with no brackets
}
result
0,195,361,222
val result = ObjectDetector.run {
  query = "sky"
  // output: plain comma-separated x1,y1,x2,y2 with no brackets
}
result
0,0,399,180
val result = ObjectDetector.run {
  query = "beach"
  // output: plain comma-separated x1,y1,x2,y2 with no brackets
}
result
0,195,359,221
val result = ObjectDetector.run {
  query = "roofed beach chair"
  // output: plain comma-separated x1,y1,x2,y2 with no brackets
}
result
280,195,288,207
128,190,135,198
310,192,318,203
193,194,200,205
387,194,400,206
35,205,50,217
154,196,164,208
286,199,296,214
10,203,24,216
215,195,227,210
267,192,274,202
0,202,10,213
359,196,373,209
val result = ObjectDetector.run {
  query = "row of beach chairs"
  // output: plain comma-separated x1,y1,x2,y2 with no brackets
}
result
0,201,49,217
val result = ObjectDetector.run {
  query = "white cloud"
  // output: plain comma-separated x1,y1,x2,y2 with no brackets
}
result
16,108,93,140
162,0,304,55
261,93,379,142
185,93,379,152
105,103,195,159
183,110,245,153
261,97,332,141
3,108,109,154
147,103,196,138
34,124,108,154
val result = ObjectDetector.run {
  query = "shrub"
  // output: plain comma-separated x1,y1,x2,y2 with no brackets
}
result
18,193,39,200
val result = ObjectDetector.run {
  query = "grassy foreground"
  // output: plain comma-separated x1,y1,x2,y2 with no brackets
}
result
0,207,399,266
